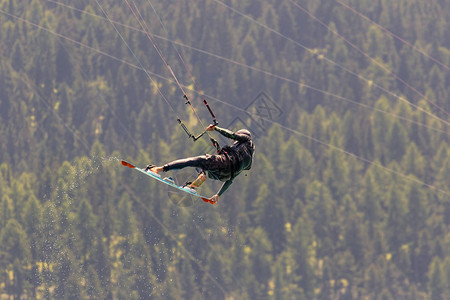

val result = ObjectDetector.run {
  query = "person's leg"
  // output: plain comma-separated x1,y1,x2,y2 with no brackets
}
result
149,166,164,173
189,172,206,188
150,155,209,174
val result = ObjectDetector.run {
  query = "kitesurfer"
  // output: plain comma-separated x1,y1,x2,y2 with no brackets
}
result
146,124,254,204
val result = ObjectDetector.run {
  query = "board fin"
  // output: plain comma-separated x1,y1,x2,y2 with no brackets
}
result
121,160,136,169
201,197,216,204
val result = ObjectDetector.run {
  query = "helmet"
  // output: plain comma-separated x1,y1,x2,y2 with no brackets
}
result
235,129,254,155
236,129,252,138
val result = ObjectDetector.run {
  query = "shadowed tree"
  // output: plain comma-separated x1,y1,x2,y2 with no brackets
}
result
178,258,202,300
54,251,82,300
22,195,42,298
406,182,426,243
11,41,24,71
386,120,408,162
306,181,338,256
0,219,30,300
131,234,155,300
324,135,349,202
385,185,407,253
288,216,315,299
55,43,74,84
361,173,381,238
77,199,97,266
428,257,445,300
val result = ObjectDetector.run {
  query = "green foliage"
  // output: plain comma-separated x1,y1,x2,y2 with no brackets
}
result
0,0,448,298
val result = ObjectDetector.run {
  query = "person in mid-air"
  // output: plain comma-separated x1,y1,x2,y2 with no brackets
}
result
147,124,254,204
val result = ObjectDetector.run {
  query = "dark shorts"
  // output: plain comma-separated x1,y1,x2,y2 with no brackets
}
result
163,154,232,181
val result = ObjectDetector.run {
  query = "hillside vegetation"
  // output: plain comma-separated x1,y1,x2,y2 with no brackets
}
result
0,0,449,299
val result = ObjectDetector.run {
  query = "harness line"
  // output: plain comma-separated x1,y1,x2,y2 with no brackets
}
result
144,0,219,126
4,6,447,137
124,0,220,150
211,0,450,128
289,0,450,120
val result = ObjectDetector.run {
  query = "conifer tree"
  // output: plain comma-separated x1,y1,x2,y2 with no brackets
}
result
324,138,349,202
178,258,202,300
77,199,97,266
288,216,315,298
386,187,406,252
131,234,155,300
386,120,408,162
428,257,445,300
406,182,426,243
0,219,30,299
361,173,381,238
247,227,272,299
0,194,13,228
306,181,337,256
344,213,366,265
22,194,42,298
54,250,83,299
11,41,24,71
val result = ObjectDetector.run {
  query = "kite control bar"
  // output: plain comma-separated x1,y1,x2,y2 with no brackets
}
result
184,94,218,126
179,94,220,152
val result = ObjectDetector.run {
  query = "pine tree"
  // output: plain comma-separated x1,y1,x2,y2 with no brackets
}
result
386,120,408,162
406,183,426,243
324,139,349,202
344,213,366,265
85,265,104,299
342,107,360,156
377,289,394,300
372,96,392,161
288,217,315,299
247,227,272,299
41,202,59,293
77,199,97,266
11,41,24,71
178,258,202,300
385,186,406,253
411,231,433,285
361,173,381,238
253,183,286,255
54,250,83,299
0,194,13,228
443,257,450,298
318,259,333,300
93,234,111,299
305,181,337,256
428,257,445,300
401,142,425,179
230,229,253,295
364,264,384,297
131,235,155,300
22,194,42,298
117,193,136,257
0,220,30,300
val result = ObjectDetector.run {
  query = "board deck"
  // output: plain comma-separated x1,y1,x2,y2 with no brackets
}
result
121,160,215,204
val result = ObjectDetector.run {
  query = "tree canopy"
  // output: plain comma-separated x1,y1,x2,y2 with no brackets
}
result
0,0,449,298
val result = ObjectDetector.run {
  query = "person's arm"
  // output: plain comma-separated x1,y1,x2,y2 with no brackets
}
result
207,125,248,142
208,179,233,204
218,179,233,196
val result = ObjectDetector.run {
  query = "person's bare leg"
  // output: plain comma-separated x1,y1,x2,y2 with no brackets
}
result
190,173,206,188
149,166,164,174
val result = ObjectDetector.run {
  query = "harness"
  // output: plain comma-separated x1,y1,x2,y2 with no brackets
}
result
220,146,240,180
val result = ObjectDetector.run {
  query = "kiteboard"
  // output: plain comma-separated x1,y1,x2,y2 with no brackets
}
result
121,160,216,204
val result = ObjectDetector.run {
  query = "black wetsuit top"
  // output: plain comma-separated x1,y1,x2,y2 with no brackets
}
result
209,127,254,195
163,126,254,196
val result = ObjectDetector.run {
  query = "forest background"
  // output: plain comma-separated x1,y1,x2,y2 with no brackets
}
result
0,0,449,299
